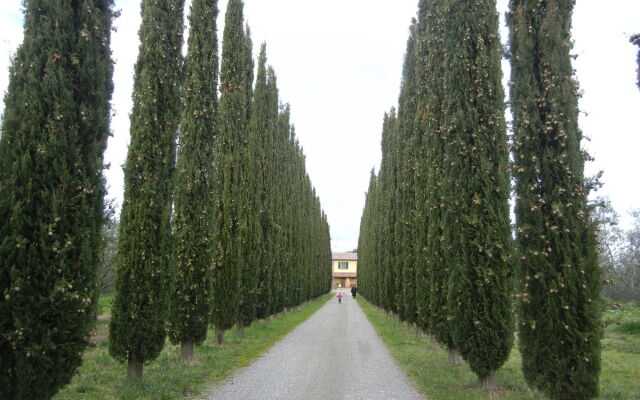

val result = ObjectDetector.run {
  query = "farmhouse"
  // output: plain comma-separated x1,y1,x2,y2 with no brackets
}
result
332,252,357,289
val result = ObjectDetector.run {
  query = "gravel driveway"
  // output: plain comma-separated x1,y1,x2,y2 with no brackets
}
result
207,291,425,400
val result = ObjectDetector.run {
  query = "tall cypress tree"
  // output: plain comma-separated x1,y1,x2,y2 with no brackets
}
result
0,1,114,397
396,18,419,326
441,0,513,388
212,0,251,345
109,0,184,379
379,110,398,313
413,0,460,361
234,24,256,335
266,72,285,317
237,44,268,333
168,0,219,363
508,1,602,398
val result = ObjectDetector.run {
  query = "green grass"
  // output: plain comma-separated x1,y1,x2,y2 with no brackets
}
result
55,294,332,400
357,298,640,400
96,293,114,317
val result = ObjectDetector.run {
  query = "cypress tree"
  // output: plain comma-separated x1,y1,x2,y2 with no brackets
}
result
413,0,459,361
109,0,184,379
508,1,602,398
235,26,256,336
237,44,268,333
358,170,378,303
379,110,398,313
168,0,219,363
262,67,282,318
212,0,251,345
369,171,383,307
441,0,513,388
277,104,295,314
278,104,295,315
396,19,419,326
0,1,114,396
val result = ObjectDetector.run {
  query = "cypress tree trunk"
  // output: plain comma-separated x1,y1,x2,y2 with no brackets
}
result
215,326,225,346
109,0,184,378
180,340,195,364
448,348,462,366
127,356,143,380
0,1,114,398
508,1,602,398
168,0,219,362
236,322,245,336
442,0,513,386
480,371,497,390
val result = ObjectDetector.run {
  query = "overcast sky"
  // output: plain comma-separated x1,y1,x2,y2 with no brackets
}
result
1,1,639,252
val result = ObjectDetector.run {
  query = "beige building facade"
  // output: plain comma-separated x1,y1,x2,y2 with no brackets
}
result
332,252,357,289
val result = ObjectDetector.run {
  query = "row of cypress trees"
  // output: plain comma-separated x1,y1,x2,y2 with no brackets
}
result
358,0,602,398
109,0,331,379
0,0,331,396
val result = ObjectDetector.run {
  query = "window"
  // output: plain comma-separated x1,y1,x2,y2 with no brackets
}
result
338,262,349,269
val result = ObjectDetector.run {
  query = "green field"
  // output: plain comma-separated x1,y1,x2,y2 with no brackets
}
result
55,293,332,400
358,298,640,400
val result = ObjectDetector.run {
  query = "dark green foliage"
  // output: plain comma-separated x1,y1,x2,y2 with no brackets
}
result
440,0,513,382
0,0,114,397
109,0,184,369
396,19,419,326
414,0,453,349
235,24,257,331
239,43,268,327
168,0,219,348
508,0,602,398
358,170,381,306
212,0,251,333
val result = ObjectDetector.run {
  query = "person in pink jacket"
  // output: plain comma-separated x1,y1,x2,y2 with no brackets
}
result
337,292,343,304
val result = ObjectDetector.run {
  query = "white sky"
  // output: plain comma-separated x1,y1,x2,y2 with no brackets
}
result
1,1,639,252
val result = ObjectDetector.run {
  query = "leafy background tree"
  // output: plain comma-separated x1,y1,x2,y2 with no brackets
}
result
98,200,119,295
595,199,640,304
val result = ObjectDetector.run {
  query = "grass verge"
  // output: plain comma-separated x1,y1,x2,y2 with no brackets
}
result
357,297,640,400
55,293,332,400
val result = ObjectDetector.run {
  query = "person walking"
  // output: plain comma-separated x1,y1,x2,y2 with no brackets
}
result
337,292,343,304
351,286,357,299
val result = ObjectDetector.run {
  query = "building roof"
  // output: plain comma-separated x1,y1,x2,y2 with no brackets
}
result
332,252,358,261
333,272,357,278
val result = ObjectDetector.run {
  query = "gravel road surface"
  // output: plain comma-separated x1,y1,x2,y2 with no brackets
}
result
207,291,425,400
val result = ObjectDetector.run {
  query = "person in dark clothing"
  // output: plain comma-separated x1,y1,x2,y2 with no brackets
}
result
351,286,357,298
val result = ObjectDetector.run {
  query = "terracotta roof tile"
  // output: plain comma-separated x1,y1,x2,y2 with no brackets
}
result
332,252,358,261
